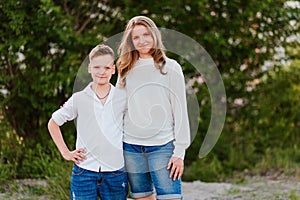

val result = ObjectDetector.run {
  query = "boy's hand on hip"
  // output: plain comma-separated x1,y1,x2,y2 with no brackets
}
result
62,148,86,165
167,156,184,180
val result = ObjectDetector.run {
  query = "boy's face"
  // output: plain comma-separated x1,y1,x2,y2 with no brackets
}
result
88,55,115,86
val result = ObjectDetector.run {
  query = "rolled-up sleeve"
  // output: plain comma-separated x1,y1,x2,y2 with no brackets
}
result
52,96,77,126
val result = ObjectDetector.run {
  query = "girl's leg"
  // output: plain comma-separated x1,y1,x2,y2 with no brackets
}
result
123,142,155,199
134,193,156,200
148,141,182,200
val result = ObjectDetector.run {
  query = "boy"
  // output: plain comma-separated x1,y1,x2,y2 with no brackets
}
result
48,44,128,200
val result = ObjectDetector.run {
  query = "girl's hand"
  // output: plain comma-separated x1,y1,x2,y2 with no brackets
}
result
60,102,67,108
167,156,184,180
62,148,86,165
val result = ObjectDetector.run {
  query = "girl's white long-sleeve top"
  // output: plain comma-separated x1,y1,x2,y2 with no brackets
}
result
123,57,191,159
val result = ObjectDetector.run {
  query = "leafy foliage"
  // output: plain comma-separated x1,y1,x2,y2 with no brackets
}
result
0,0,299,184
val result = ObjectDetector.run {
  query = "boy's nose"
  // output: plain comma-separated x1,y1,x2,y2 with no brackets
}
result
98,67,106,74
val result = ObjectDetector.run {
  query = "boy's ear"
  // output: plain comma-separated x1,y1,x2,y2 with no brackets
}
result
88,64,91,73
112,64,116,74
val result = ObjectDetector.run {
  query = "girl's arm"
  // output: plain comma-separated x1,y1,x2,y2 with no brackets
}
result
168,60,191,180
169,60,191,159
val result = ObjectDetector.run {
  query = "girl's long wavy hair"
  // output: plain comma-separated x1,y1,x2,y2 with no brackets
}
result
117,16,166,88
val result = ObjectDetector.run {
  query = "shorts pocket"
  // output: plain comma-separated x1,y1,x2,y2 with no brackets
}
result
72,164,86,176
112,167,126,176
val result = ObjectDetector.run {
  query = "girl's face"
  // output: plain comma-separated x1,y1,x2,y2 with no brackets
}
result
131,25,154,58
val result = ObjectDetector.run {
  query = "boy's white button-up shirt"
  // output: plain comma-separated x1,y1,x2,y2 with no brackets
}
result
52,83,126,172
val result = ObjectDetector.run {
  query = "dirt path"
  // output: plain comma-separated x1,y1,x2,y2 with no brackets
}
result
182,176,300,200
1,176,299,200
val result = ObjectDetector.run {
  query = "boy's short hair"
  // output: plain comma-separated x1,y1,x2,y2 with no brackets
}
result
89,44,114,61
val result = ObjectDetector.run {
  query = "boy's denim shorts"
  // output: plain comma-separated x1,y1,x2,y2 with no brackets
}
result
70,164,128,200
123,141,182,199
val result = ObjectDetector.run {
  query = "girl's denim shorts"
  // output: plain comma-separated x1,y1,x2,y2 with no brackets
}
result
123,141,182,199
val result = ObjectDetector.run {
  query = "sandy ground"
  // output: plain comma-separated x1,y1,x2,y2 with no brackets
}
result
1,176,300,200
126,176,300,200
181,176,300,200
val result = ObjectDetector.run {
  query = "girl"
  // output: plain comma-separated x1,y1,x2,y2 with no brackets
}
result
117,16,190,200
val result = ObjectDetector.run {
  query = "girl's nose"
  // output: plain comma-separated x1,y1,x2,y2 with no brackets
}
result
139,36,145,43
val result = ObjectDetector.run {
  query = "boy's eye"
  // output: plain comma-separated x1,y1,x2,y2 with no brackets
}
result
91,66,112,70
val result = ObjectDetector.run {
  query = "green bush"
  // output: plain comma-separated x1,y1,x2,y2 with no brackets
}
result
184,58,300,181
46,162,72,200
0,118,72,199
184,154,224,182
254,147,300,176
0,119,24,181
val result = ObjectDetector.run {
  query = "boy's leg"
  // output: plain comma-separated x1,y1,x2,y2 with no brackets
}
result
98,167,128,200
70,164,98,200
148,141,182,200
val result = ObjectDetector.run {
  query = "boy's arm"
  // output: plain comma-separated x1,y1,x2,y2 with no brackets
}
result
48,118,86,164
